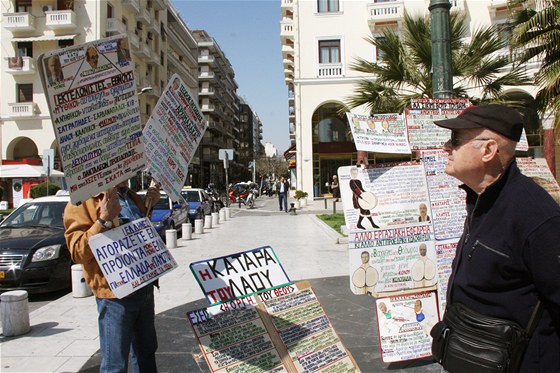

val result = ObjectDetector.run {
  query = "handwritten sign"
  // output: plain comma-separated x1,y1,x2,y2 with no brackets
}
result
405,109,462,150
88,218,177,298
143,74,206,201
39,35,145,205
190,246,291,305
346,113,412,154
376,292,439,363
410,98,471,111
435,239,459,316
518,157,560,195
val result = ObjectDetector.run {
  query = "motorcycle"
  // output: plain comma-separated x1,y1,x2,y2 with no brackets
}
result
228,183,256,209
205,184,224,212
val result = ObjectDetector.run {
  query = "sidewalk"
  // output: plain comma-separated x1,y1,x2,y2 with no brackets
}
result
0,197,438,372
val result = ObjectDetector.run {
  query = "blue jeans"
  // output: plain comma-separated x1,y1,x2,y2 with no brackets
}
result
278,192,288,211
96,285,158,373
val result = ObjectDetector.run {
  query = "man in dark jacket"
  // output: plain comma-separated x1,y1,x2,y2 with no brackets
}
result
433,104,560,372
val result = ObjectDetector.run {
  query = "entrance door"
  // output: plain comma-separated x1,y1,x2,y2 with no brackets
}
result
319,157,351,196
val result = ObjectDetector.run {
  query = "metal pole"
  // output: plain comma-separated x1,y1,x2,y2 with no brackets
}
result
429,0,453,98
224,153,230,207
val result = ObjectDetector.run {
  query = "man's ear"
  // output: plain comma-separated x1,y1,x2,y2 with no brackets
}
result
481,139,499,162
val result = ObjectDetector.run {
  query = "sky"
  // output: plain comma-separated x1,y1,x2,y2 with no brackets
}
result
171,0,291,153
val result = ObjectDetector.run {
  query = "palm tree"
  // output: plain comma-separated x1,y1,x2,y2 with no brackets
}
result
347,12,531,113
510,0,560,118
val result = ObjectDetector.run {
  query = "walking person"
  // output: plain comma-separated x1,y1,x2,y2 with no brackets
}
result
432,104,560,372
277,176,290,212
331,175,340,201
64,181,161,373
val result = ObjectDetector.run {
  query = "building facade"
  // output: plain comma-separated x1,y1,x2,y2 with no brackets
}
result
281,0,554,199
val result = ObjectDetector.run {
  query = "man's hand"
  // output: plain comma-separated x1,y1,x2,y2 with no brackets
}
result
99,188,121,221
145,185,161,204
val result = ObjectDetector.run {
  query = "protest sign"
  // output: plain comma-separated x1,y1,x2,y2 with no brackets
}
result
142,74,206,201
434,238,459,316
409,98,471,111
338,163,431,230
190,246,291,306
376,292,439,363
518,157,560,195
346,113,411,154
88,217,177,298
405,109,462,150
348,225,435,296
39,35,145,205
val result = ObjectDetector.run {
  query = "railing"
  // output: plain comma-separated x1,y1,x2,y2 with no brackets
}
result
107,18,127,34
3,12,35,30
317,63,344,78
45,10,76,28
4,56,35,74
8,102,37,117
123,0,140,13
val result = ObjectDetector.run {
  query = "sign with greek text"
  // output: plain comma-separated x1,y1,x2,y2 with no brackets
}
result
518,157,560,195
142,74,206,201
349,225,436,296
376,292,439,363
88,218,177,298
346,113,412,154
405,109,462,150
190,246,291,306
435,239,459,317
39,35,145,205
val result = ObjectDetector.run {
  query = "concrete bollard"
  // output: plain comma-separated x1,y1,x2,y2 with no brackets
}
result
219,209,226,222
225,207,231,220
212,212,219,226
166,229,177,248
182,223,192,240
0,290,31,337
71,264,93,298
204,215,212,229
194,219,204,234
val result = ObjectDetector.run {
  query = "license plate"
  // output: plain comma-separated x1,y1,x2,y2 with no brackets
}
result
0,271,4,279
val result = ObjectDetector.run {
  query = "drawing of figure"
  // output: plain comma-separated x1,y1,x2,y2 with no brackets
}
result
377,301,406,334
349,167,379,229
411,243,437,288
418,203,430,222
45,55,64,85
352,251,378,295
86,46,99,69
413,299,435,336
381,119,391,133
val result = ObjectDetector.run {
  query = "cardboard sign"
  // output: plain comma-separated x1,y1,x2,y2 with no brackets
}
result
405,109,462,150
39,35,145,205
88,218,177,298
190,246,291,305
142,74,206,201
346,113,412,154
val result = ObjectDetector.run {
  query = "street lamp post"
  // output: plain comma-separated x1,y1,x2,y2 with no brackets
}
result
429,0,453,98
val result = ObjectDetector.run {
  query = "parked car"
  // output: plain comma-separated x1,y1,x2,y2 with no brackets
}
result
181,188,213,224
137,190,188,239
0,191,72,294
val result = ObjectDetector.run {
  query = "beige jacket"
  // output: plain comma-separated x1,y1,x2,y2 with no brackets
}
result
63,191,147,298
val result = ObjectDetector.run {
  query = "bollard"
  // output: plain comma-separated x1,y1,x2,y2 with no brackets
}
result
300,198,307,207
0,290,30,337
219,209,226,222
212,212,219,226
194,219,204,234
289,202,297,215
166,229,177,248
324,198,328,209
71,264,93,298
225,207,231,220
204,215,212,229
333,200,337,214
182,223,192,240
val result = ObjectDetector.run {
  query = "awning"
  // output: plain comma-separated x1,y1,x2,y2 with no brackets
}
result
0,164,64,178
11,34,78,42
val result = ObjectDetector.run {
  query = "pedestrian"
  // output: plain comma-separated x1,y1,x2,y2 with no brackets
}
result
64,180,161,373
331,175,340,201
432,104,560,372
277,176,290,212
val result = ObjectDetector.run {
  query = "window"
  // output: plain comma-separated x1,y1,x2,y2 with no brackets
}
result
16,0,31,12
318,40,340,64
17,42,33,57
58,39,74,48
375,36,387,62
17,84,33,102
107,3,113,18
317,0,339,13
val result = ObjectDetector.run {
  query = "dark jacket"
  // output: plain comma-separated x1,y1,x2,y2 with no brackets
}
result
448,160,560,372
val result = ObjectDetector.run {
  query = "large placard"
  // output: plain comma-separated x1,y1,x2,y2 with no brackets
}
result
190,246,292,306
88,218,177,298
346,113,412,154
142,74,206,201
405,109,462,150
39,35,145,205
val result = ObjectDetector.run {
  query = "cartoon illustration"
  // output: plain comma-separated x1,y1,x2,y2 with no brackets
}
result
411,243,437,288
352,251,378,295
349,167,379,229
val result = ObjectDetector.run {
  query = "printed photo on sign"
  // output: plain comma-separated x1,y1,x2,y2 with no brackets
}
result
38,35,145,205
346,112,412,154
88,217,177,298
349,225,435,295
338,164,431,231
376,292,439,363
143,74,206,201
190,246,291,305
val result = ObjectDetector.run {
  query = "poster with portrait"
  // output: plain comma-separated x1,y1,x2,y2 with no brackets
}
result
348,225,436,296
346,113,412,154
375,292,439,363
338,163,432,231
142,74,206,201
39,34,144,205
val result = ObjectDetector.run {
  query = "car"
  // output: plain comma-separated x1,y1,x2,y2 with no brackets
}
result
137,190,188,239
0,191,72,294
181,188,213,225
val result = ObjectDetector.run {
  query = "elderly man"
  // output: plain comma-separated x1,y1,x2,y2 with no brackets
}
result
433,104,560,372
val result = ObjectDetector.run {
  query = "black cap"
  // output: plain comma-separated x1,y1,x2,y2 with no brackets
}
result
433,104,523,141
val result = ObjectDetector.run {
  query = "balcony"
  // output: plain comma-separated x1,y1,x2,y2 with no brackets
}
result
106,18,127,35
282,43,294,57
488,0,522,18
281,0,294,16
152,0,166,10
8,102,38,117
280,19,294,41
129,32,140,49
4,56,35,75
317,63,343,78
367,0,403,31
132,38,152,59
137,8,151,24
123,0,140,13
45,10,77,31
199,71,215,80
3,12,35,32
198,55,215,64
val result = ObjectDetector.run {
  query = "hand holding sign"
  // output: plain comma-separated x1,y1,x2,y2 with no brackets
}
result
144,180,161,218
99,188,121,225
